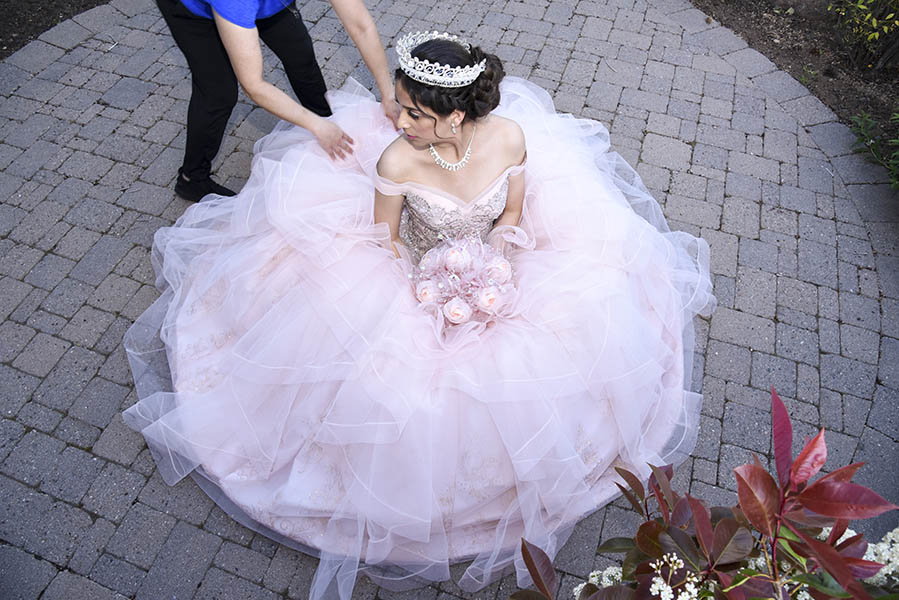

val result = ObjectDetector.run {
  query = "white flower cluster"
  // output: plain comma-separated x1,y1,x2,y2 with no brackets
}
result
650,553,686,574
573,566,623,598
746,555,766,571
650,576,675,600
795,589,813,600
573,526,899,600
648,554,702,600
863,526,899,588
648,574,702,600
591,566,623,587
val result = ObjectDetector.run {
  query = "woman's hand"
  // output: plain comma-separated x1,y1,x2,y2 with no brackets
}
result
381,97,401,128
312,118,355,160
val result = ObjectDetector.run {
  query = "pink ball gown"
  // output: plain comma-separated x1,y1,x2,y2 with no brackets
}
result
123,77,714,599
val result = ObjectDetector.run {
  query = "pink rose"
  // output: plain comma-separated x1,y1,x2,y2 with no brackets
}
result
444,245,473,272
416,279,440,303
442,297,473,324
476,286,502,313
418,248,443,273
486,255,513,284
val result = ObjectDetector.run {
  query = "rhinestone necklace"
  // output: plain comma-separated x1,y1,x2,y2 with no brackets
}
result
428,124,477,172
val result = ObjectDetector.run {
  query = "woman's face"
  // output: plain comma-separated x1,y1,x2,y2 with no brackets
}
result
395,80,454,149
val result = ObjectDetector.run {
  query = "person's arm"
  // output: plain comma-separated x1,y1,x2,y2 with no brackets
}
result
374,146,410,257
373,188,405,257
492,123,527,230
492,168,524,229
212,10,354,159
328,0,400,125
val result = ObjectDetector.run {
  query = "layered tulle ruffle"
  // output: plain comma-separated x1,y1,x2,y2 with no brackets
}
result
123,78,714,599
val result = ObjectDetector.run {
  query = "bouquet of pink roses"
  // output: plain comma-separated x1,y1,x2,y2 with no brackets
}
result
412,238,516,327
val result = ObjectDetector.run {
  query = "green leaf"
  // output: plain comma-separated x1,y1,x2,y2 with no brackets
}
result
597,537,636,554
777,539,807,570
719,569,765,593
789,573,851,598
721,574,752,592
777,527,801,543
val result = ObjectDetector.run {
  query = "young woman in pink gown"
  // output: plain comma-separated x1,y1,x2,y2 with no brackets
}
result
124,31,714,599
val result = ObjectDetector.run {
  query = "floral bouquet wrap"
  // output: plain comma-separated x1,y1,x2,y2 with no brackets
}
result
412,238,516,327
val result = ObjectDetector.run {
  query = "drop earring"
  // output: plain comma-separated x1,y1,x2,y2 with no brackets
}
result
451,122,457,135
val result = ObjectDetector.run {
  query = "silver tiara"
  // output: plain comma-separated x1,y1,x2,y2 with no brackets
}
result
396,31,486,88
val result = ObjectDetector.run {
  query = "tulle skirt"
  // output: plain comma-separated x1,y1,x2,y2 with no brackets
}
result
123,77,715,599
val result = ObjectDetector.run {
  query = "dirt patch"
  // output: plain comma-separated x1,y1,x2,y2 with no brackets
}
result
691,0,898,138
0,0,110,61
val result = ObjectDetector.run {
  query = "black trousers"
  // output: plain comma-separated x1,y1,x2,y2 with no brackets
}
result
156,0,331,180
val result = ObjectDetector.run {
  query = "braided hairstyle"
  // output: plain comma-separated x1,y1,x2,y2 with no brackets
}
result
395,38,504,123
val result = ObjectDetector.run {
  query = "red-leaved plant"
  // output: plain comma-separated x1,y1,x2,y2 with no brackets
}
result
511,389,898,600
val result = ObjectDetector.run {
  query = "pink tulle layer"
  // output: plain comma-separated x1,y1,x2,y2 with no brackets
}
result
123,78,715,599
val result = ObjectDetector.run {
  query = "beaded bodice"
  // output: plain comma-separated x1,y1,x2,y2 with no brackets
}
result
399,179,509,262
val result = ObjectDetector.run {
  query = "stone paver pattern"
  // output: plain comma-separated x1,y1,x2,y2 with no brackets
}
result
1,0,898,597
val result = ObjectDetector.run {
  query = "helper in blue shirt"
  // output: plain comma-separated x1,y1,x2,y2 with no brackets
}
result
156,0,399,201
179,0,291,25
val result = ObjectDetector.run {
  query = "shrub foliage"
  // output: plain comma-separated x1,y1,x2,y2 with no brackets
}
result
828,0,899,70
511,390,898,600
849,110,899,189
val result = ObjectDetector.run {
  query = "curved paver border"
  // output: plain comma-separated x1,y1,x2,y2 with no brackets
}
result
0,0,896,597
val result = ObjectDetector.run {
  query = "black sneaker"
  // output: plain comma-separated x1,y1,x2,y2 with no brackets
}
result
175,170,237,202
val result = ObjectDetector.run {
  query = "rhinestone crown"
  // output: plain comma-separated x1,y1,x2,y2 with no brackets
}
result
396,31,486,88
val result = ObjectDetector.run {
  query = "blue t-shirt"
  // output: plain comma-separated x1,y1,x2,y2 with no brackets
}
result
181,0,292,28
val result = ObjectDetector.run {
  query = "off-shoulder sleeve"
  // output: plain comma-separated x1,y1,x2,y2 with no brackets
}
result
373,171,407,197
508,153,527,177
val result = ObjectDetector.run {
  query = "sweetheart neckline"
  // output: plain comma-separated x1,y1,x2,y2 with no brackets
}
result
378,163,522,207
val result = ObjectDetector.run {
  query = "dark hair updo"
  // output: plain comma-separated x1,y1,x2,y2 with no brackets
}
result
396,38,504,122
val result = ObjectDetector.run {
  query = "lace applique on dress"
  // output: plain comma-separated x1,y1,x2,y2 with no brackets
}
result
399,180,509,263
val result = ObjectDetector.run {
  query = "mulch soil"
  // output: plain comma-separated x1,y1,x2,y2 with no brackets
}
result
692,0,898,139
0,0,110,61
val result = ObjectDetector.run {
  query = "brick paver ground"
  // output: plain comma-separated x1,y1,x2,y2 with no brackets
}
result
1,0,897,597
